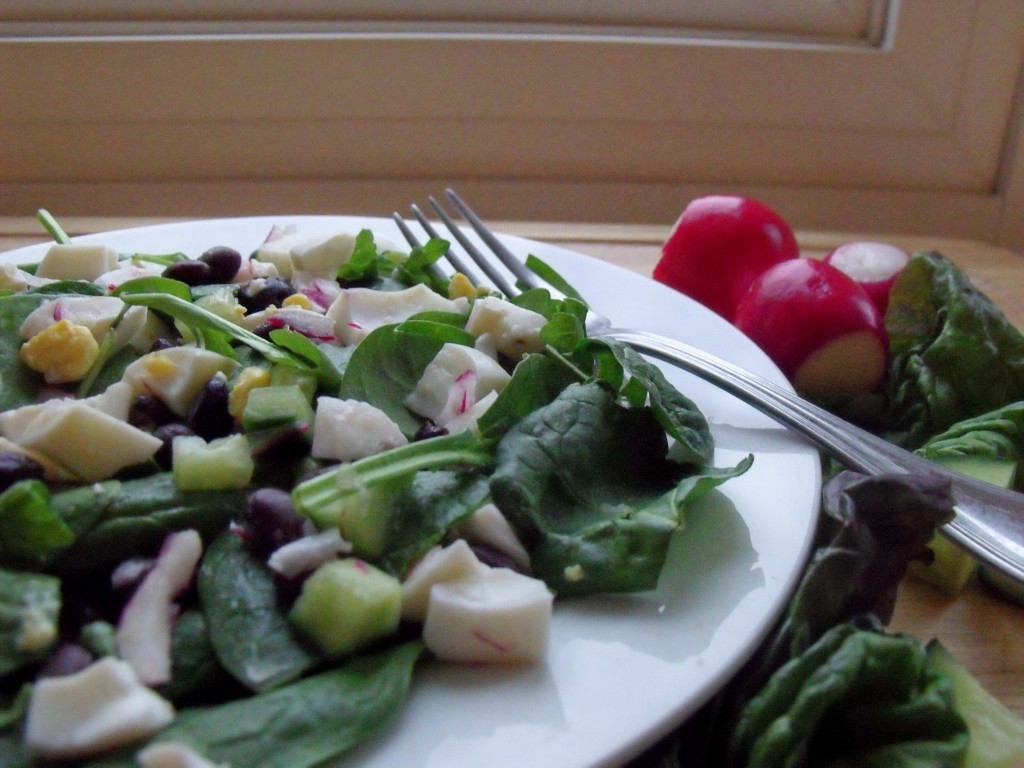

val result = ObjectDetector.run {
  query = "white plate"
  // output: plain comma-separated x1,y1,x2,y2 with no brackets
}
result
2,217,821,768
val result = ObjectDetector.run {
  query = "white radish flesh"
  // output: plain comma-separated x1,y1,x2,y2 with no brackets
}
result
824,241,909,314
267,528,353,579
405,343,511,426
116,530,203,686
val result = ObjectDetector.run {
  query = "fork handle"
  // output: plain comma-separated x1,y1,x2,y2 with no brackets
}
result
604,327,1024,586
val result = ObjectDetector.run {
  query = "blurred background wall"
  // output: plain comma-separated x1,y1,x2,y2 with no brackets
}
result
1,0,1022,247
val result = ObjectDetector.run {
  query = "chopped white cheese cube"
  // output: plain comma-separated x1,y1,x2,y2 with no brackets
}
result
311,397,408,462
24,657,175,761
465,296,546,358
35,243,120,281
327,283,469,346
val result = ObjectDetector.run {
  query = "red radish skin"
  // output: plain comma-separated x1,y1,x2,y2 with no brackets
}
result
824,241,909,315
733,259,888,397
653,196,800,320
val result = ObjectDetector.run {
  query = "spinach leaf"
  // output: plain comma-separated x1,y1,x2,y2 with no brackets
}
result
477,353,580,441
119,292,323,381
29,280,105,297
490,381,747,595
157,609,236,705
727,623,967,768
0,568,60,676
50,473,250,575
0,293,51,411
582,338,715,466
0,685,30,732
884,252,1024,448
0,734,27,768
198,532,321,692
379,470,491,577
0,480,74,568
268,328,343,394
90,642,423,768
393,237,449,293
335,323,454,437
112,275,192,302
524,253,587,303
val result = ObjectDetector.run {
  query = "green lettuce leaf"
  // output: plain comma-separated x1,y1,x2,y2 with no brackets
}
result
916,400,1024,465
884,252,1024,448
728,623,968,768
636,472,959,768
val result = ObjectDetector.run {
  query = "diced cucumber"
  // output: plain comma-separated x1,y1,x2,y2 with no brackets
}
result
927,641,1024,768
269,365,318,402
172,434,254,490
288,558,401,658
241,384,315,433
301,465,405,558
938,456,1018,490
909,535,979,596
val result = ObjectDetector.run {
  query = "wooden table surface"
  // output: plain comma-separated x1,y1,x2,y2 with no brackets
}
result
1,216,1022,719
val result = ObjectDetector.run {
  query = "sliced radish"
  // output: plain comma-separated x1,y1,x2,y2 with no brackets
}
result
115,529,203,686
243,307,337,342
824,241,909,314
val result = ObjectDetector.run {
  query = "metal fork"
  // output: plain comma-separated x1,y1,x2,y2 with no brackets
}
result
394,188,1024,586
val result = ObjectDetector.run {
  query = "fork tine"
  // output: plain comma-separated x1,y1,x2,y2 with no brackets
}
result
387,207,448,286
391,211,427,257
407,203,484,287
424,196,519,298
443,188,538,289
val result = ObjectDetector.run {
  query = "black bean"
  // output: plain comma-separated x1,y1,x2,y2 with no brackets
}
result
0,451,45,492
149,337,178,352
163,259,214,286
187,376,234,441
414,421,449,441
37,643,95,679
467,542,528,574
152,423,195,470
249,425,313,462
242,487,306,555
128,394,177,432
199,246,242,283
239,276,294,312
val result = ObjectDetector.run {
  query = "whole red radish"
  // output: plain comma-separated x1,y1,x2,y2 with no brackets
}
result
824,241,909,315
653,196,799,320
733,258,888,397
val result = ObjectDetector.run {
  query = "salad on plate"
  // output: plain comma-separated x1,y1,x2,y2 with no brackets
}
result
0,214,752,766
